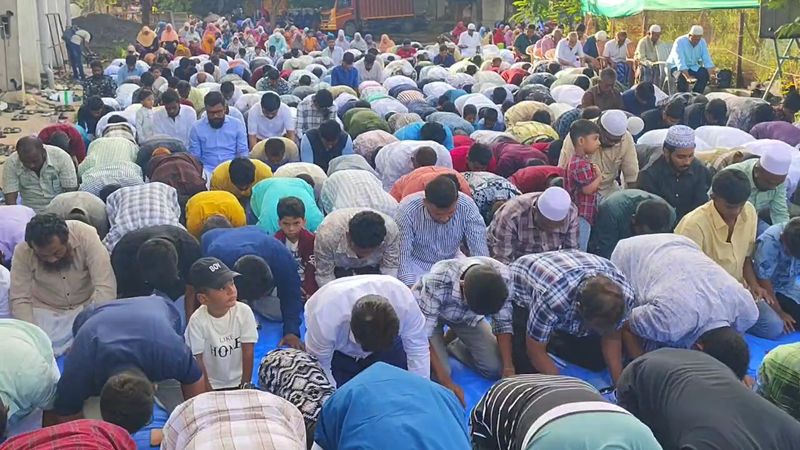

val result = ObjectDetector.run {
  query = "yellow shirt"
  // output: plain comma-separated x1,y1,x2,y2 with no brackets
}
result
250,137,300,165
210,159,273,199
674,200,757,282
185,191,247,238
503,101,550,127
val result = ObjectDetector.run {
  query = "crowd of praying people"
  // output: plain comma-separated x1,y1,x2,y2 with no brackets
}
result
4,12,800,449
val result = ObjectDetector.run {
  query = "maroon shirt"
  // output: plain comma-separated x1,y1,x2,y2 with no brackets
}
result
275,228,318,299
492,142,549,177
509,165,565,194
38,123,87,162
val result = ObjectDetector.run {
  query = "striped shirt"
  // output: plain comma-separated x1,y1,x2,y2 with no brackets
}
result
313,208,400,287
758,343,800,420
463,171,521,224
103,182,184,251
509,250,635,341
395,192,489,286
374,140,452,190
77,137,139,178
471,374,605,450
162,390,306,450
412,257,513,335
487,192,580,264
320,170,398,217
79,161,144,196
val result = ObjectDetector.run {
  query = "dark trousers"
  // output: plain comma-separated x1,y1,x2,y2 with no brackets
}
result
66,42,84,80
333,265,381,279
777,293,800,322
512,305,606,374
676,67,709,93
331,337,407,386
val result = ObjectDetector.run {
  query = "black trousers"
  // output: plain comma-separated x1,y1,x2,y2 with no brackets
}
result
777,293,800,322
512,305,606,374
676,67,710,93
333,265,381,279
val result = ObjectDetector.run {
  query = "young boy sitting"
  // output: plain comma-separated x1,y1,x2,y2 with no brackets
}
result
462,104,478,125
477,108,505,131
565,119,602,251
274,196,318,299
185,257,259,390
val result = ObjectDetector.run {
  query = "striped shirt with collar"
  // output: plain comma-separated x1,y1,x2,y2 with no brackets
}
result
320,169,398,217
102,182,184,251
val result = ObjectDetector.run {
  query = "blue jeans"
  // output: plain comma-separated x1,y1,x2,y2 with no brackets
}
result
331,337,407,386
748,299,784,340
578,217,591,252
66,41,84,79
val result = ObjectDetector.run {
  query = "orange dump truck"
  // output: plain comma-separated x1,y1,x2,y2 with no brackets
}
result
320,0,423,36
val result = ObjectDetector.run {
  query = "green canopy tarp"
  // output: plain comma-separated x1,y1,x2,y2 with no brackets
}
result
581,0,759,18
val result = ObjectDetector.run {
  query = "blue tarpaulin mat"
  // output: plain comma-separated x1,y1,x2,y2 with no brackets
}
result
51,314,799,449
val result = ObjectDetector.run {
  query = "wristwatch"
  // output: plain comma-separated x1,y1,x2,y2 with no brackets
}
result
239,382,255,390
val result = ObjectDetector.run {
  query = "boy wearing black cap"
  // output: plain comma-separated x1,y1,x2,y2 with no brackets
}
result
185,257,259,390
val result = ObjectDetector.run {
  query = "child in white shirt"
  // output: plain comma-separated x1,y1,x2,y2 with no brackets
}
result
185,257,259,390
135,89,156,143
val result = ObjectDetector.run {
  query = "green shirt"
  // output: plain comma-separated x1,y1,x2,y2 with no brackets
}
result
2,145,78,212
725,158,790,225
588,189,676,259
758,342,800,420
347,110,391,140
0,319,60,425
527,411,662,450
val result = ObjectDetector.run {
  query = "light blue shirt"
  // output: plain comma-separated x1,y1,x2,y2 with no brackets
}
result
394,122,455,150
115,65,145,86
188,116,249,173
754,223,800,303
666,35,714,72
250,178,324,234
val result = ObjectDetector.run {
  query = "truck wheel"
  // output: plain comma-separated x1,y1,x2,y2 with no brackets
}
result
400,20,414,34
345,21,357,37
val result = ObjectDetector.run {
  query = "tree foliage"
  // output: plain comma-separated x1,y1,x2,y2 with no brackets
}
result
511,0,583,26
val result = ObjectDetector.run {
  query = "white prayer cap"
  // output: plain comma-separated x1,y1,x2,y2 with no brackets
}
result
690,25,704,36
649,24,661,33
759,144,793,176
468,23,476,31
537,187,571,222
599,110,628,137
595,30,608,41
627,116,645,136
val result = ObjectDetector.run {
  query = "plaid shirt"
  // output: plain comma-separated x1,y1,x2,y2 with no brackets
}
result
509,250,635,342
758,343,800,420
79,161,144,196
412,256,514,335
0,419,135,449
82,75,117,101
162,390,306,450
487,192,579,264
463,171,521,224
296,95,337,137
320,170,398,217
77,137,139,178
103,182,184,251
566,155,598,224
256,77,292,95
396,89,425,106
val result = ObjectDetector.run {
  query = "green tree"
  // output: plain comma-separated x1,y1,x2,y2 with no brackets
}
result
511,0,583,26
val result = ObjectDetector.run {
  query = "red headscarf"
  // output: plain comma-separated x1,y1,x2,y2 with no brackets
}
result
1,420,136,450
451,21,466,40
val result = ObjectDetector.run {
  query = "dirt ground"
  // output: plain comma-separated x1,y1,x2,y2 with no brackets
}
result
74,14,143,59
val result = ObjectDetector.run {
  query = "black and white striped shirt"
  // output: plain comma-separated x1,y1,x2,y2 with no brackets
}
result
470,374,603,450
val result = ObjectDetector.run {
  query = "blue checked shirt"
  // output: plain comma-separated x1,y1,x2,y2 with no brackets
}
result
413,257,513,335
509,250,635,342
395,192,489,286
754,223,800,304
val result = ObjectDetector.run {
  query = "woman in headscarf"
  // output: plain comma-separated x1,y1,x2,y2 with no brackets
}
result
258,348,335,436
493,23,506,46
451,21,466,40
155,21,167,38
335,29,350,50
160,23,179,54
1,419,136,450
504,25,514,48
267,30,288,56
379,34,395,53
364,33,376,49
227,35,242,54
180,22,191,41
184,24,201,43
291,28,304,51
200,31,216,55
350,32,368,52
135,26,159,57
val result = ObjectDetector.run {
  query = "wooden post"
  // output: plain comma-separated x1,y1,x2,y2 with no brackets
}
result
736,11,746,88
641,11,647,37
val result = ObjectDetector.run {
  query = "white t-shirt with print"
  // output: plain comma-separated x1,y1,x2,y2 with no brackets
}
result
284,239,305,283
185,302,259,389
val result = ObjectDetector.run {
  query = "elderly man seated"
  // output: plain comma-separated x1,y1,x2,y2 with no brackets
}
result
556,32,594,69
9,214,116,356
666,25,716,93
635,24,664,86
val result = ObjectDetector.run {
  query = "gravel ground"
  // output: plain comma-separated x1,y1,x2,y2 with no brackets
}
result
73,14,143,59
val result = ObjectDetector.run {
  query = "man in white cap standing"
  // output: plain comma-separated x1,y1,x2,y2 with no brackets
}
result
725,141,792,233
458,23,482,58
487,186,579,264
558,110,639,197
635,24,664,85
507,249,634,382
666,25,715,93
